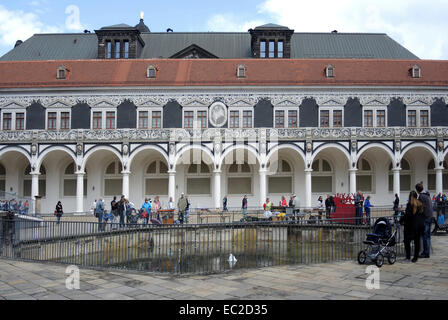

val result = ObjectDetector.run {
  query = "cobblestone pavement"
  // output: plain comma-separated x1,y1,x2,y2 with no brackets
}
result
0,234,447,300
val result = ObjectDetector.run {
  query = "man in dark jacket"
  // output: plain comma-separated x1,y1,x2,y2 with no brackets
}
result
416,183,433,258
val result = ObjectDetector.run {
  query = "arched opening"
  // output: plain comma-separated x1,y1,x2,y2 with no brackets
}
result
62,162,88,197
186,161,211,195
227,162,253,195
267,159,293,195
356,158,373,193
388,158,412,192
104,160,123,197
145,160,169,196
311,158,333,194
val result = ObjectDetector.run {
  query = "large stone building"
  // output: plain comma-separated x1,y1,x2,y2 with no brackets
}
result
0,17,448,214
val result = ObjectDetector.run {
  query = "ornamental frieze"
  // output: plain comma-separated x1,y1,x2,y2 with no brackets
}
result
355,128,395,138
312,128,351,139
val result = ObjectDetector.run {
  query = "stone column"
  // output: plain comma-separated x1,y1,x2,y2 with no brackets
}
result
122,171,130,199
31,172,39,215
168,170,176,202
76,172,84,213
436,167,443,195
349,169,357,195
259,169,267,207
392,168,401,198
213,170,221,210
305,168,312,208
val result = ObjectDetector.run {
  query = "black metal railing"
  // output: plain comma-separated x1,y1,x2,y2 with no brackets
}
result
0,213,405,275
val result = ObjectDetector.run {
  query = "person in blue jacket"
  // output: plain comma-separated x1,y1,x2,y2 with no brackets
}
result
141,198,151,224
364,196,373,226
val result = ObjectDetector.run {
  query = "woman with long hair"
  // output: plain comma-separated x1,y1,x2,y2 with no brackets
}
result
55,201,63,225
401,190,424,263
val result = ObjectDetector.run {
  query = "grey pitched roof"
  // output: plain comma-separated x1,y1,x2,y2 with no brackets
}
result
254,23,290,30
100,23,133,29
0,31,419,61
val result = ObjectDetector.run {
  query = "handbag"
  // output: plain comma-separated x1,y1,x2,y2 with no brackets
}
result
54,210,57,216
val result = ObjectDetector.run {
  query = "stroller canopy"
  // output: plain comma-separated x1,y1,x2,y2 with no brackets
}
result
372,217,392,238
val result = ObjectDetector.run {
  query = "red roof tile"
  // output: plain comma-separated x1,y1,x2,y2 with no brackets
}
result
0,59,447,88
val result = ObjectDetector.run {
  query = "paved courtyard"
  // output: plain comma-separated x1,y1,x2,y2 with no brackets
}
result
0,234,447,300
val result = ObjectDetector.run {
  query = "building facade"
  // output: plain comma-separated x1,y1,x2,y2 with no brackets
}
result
0,19,448,213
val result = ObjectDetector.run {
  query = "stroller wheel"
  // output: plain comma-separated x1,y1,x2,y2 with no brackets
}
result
388,251,396,265
375,254,384,268
357,250,367,264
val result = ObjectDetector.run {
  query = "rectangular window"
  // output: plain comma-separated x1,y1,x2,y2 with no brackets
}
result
260,41,266,58
377,110,386,127
152,111,161,129
145,178,168,195
268,177,292,194
115,41,121,59
268,41,275,58
106,41,112,59
15,113,24,130
311,176,332,193
320,110,329,127
184,111,194,129
364,110,373,127
277,41,284,58
288,110,298,128
420,110,429,127
408,110,417,127
197,111,207,128
228,177,251,194
123,41,129,59
47,112,57,130
187,178,211,195
105,179,122,196
106,111,115,129
275,110,285,128
242,110,252,128
93,112,102,130
2,113,11,131
333,110,342,127
60,112,70,130
139,111,148,129
229,110,239,128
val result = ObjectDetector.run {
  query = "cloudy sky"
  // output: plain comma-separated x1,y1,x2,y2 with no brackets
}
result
0,0,447,59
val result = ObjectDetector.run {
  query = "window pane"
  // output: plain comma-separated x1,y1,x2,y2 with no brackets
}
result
311,176,332,193
3,113,11,130
428,174,436,190
364,110,373,127
356,175,372,192
152,111,161,129
377,110,385,127
115,41,121,59
48,112,57,130
288,110,297,128
39,180,46,197
106,41,112,59
408,110,417,127
312,161,319,171
105,179,122,196
268,41,275,58
277,41,283,58
229,111,239,128
139,111,148,129
124,41,129,59
228,177,251,194
420,110,429,127
268,177,292,194
243,111,252,128
146,161,157,174
93,112,102,129
322,160,331,172
333,110,342,127
260,41,266,58
146,178,168,195
197,111,207,128
388,174,393,192
60,112,70,130
64,179,76,196
320,110,329,127
16,113,24,130
187,178,211,194
401,175,411,191
184,111,193,129
106,111,115,129
275,110,285,128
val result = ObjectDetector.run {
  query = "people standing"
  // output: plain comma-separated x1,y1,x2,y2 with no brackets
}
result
168,197,174,210
242,195,248,220
354,191,364,225
95,198,105,230
263,197,273,219
118,196,126,228
55,201,63,225
416,183,433,258
330,194,336,213
401,191,425,263
177,193,187,224
325,194,332,219
91,199,97,216
185,196,190,223
364,196,373,225
223,195,228,212
316,196,324,220
153,196,161,221
435,192,444,219
141,198,151,224
281,196,287,208
110,196,118,227
393,194,400,215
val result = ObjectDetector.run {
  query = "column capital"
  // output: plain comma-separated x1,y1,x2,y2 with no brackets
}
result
213,170,222,174
304,168,313,173
30,171,40,177
259,169,268,174
349,168,358,173
121,170,131,175
392,167,402,172
435,167,444,171
75,171,85,176
168,170,176,175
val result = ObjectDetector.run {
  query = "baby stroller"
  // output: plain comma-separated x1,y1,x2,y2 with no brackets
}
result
126,206,139,226
357,217,397,267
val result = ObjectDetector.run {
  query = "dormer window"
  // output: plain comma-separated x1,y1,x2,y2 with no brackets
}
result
57,66,66,79
249,24,294,59
147,65,156,78
412,65,421,78
326,65,335,78
237,65,246,78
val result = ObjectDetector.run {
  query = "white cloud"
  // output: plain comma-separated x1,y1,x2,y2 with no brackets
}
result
206,14,265,32
254,0,448,59
0,5,64,47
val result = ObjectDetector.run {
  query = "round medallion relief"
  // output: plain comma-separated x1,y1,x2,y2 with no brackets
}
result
209,102,227,128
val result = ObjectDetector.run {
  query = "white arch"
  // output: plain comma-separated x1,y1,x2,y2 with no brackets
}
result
81,145,122,172
401,142,437,162
310,143,351,165
36,146,77,171
266,144,306,164
0,146,31,164
174,144,215,170
357,143,395,164
219,144,261,170
128,144,169,169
